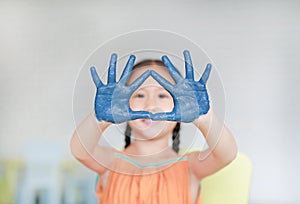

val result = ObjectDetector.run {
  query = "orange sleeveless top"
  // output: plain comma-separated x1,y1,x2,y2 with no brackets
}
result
95,153,201,204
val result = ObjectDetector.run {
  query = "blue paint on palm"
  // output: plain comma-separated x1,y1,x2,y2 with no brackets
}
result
90,53,152,123
90,51,211,123
150,50,211,122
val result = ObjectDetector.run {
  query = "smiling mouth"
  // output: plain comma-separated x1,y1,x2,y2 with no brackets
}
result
141,119,162,126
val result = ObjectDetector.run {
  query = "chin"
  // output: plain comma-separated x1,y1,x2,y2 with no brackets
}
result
129,119,176,141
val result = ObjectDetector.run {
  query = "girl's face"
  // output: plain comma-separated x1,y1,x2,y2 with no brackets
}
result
127,65,177,140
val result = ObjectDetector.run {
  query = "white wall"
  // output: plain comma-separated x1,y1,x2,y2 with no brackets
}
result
1,0,299,203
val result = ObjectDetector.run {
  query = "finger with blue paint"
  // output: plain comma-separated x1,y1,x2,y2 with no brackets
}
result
90,54,152,123
150,50,211,122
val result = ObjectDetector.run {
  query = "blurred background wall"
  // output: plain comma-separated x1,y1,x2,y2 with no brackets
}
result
0,0,299,203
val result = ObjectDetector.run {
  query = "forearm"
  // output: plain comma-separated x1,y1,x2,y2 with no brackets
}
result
193,109,237,164
70,112,111,160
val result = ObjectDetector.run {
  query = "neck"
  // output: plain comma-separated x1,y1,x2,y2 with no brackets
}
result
125,138,177,159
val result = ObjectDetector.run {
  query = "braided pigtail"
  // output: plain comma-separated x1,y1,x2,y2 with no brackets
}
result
124,123,131,149
172,122,181,153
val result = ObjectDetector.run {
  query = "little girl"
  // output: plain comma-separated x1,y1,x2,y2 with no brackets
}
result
70,50,237,204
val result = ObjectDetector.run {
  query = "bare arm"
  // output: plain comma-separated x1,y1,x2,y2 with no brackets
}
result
70,54,152,175
70,112,115,175
188,109,238,180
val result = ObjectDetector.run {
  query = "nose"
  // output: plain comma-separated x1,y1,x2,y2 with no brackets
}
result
145,106,164,114
143,98,163,114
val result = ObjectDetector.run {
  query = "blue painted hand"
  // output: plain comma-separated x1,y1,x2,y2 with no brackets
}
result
150,50,211,122
90,54,152,123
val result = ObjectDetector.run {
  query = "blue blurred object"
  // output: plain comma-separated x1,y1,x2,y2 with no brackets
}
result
17,142,63,204
150,50,211,122
90,54,152,123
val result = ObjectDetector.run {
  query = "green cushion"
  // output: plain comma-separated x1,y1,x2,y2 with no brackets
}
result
200,152,253,204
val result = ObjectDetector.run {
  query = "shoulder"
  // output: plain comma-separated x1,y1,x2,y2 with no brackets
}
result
79,147,120,175
185,150,230,181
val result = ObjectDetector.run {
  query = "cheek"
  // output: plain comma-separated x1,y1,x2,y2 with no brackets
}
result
129,98,143,110
166,121,177,132
160,98,174,111
127,120,136,130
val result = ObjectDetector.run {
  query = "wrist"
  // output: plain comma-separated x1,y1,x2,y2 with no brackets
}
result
89,112,112,130
192,108,213,127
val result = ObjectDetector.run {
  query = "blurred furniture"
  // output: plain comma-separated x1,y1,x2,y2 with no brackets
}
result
18,142,63,204
1,157,98,204
0,160,24,204
2,149,252,204
201,152,253,204
61,160,98,204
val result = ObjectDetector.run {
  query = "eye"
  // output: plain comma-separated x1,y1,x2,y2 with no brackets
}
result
135,93,145,98
158,94,169,99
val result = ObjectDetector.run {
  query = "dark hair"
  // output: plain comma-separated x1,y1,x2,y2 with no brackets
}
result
133,59,166,69
124,59,181,153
